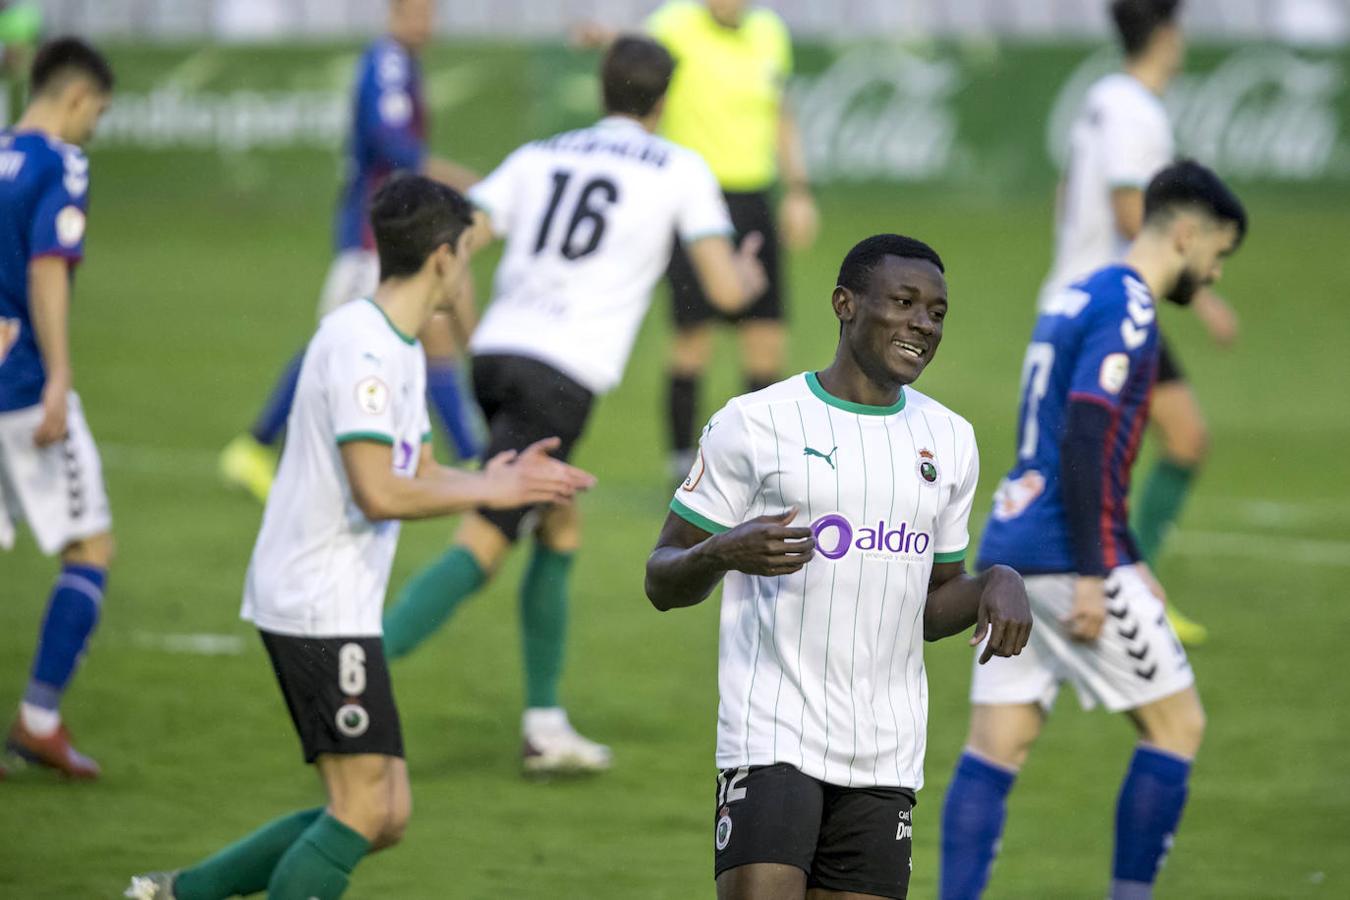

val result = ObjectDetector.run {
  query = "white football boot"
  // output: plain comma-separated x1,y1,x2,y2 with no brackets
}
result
521,708,612,775
124,872,177,899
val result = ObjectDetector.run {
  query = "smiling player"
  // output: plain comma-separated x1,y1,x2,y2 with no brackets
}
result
645,234,1031,900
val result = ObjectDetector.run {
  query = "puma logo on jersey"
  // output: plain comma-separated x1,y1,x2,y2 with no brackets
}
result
803,445,838,470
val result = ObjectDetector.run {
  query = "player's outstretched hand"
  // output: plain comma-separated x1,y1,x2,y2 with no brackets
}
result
707,506,815,577
970,565,1032,664
482,437,597,509
32,383,69,448
733,232,769,307
1062,575,1107,643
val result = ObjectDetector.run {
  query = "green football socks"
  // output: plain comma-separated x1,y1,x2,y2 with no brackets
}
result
383,546,486,659
520,546,574,709
266,812,371,900
172,807,322,900
1133,459,1197,564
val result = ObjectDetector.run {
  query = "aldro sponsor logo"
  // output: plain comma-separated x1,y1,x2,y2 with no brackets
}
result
811,513,932,563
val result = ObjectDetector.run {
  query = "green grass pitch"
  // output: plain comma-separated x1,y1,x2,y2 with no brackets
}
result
3,51,1350,900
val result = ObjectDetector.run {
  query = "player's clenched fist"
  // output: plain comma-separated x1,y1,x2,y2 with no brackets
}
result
482,436,597,508
706,507,815,577
1063,575,1107,643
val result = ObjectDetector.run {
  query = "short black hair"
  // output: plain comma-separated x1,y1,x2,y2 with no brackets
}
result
369,174,475,281
1143,159,1248,246
601,35,674,118
1110,0,1182,58
30,37,115,97
837,234,945,296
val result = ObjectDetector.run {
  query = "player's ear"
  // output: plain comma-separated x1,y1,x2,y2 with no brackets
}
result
832,285,856,327
454,226,473,259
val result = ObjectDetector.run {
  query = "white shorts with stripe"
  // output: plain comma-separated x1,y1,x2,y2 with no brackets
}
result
0,392,112,556
969,565,1194,713
315,249,380,320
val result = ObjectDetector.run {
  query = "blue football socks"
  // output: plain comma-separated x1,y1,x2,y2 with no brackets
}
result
426,361,480,460
940,751,1017,899
1112,745,1192,899
25,564,106,719
249,350,305,446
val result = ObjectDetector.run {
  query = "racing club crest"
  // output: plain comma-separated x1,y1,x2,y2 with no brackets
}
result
916,448,939,485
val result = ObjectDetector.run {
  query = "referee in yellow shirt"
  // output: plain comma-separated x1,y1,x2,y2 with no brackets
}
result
578,0,819,477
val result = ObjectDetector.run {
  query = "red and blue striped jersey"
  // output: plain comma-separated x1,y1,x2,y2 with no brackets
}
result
978,265,1159,575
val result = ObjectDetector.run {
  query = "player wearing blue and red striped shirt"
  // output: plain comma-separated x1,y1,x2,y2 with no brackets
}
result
939,161,1247,900
0,37,112,780
220,0,481,503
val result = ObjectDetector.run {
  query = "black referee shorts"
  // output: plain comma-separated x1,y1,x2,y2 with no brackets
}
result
470,354,595,542
668,190,783,328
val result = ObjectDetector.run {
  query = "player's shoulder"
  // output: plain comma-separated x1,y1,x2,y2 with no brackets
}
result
1073,264,1148,309
1088,72,1166,121
362,36,413,88
648,0,703,37
744,5,790,40
904,388,976,442
709,375,809,428
9,131,88,197
316,299,410,356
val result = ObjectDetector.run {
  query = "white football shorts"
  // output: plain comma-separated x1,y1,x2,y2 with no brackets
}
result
0,391,112,556
316,249,380,320
970,565,1194,713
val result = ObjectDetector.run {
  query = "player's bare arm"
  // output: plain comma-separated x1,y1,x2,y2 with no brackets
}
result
1110,186,1145,239
686,232,768,315
776,103,819,251
27,255,73,446
1190,285,1239,347
924,561,1031,663
422,155,480,194
343,435,595,521
644,507,814,611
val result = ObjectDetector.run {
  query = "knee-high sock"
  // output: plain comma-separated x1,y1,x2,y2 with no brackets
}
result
667,374,699,454
172,807,323,900
1111,746,1191,899
249,350,305,446
383,546,486,660
520,546,573,709
266,812,370,900
940,752,1017,900
23,564,105,730
426,361,481,460
1132,459,1196,564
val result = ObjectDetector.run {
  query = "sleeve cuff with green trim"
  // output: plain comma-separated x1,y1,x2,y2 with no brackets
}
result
336,431,395,446
933,547,967,564
421,431,433,443
670,497,731,535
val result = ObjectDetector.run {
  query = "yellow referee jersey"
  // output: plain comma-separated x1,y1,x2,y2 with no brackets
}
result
647,1,793,192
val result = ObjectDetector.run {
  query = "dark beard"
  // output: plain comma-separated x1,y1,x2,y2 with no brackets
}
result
1168,270,1199,306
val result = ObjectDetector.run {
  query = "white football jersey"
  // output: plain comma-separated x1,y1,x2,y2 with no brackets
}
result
468,116,732,394
671,374,979,790
242,299,430,638
1039,73,1174,308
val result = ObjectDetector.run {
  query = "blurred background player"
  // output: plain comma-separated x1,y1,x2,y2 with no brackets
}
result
381,36,765,774
218,0,481,504
941,161,1246,900
645,234,1030,900
577,0,820,480
1039,0,1240,645
0,2,42,125
126,176,595,900
0,37,112,779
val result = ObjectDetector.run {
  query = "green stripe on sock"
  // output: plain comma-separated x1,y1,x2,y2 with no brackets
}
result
174,807,323,900
1132,459,1197,564
521,546,574,709
266,813,371,900
383,546,486,659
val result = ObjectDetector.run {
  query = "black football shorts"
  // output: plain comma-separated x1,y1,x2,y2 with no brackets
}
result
260,631,403,763
713,762,916,899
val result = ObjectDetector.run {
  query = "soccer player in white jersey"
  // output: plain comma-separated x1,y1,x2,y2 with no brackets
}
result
380,36,766,774
1042,0,1240,645
645,234,1032,900
0,38,112,780
125,176,594,900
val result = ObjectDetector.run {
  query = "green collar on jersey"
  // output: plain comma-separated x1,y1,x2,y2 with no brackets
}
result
806,372,905,416
363,297,417,346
